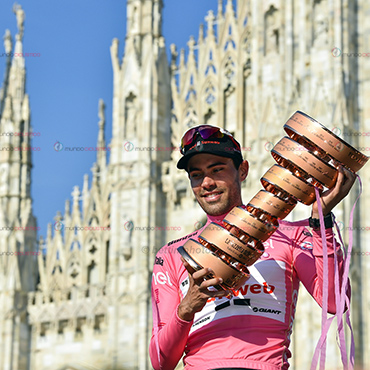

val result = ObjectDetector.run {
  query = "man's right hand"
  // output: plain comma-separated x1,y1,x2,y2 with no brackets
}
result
177,257,232,321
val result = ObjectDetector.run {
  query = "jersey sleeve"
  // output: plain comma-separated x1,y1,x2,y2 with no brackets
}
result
149,246,193,370
292,226,350,314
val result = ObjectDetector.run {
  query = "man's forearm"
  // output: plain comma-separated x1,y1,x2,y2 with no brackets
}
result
150,304,193,370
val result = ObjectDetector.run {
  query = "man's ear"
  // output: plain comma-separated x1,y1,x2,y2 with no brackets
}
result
239,160,249,181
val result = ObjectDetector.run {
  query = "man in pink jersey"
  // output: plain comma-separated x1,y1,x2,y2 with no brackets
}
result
149,125,355,370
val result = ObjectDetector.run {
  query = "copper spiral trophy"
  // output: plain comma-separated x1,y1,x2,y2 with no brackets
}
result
177,111,369,290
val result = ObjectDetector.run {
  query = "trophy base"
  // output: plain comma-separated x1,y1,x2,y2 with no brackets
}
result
177,246,225,291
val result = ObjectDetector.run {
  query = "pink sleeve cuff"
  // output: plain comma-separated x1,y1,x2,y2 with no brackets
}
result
311,228,337,256
175,304,194,326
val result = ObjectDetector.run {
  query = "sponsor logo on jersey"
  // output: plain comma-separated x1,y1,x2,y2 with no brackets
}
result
252,306,281,315
153,271,173,286
181,279,189,287
188,260,287,333
302,229,312,237
299,241,313,250
167,231,198,246
192,315,211,327
236,282,276,295
154,288,160,304
207,282,275,303
155,256,164,266
262,238,274,250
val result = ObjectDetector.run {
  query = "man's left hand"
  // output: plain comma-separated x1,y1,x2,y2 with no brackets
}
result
311,165,357,218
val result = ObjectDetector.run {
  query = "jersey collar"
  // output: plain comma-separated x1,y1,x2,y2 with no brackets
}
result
206,204,246,224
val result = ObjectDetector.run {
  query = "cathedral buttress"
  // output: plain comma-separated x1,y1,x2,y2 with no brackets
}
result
108,0,171,368
0,5,38,370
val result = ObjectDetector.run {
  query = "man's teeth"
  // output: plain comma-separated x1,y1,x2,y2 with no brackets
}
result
205,193,220,198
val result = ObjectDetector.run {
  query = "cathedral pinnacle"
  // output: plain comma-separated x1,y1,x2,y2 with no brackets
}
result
205,10,216,38
170,44,177,71
54,211,63,226
3,29,12,54
126,0,163,40
97,99,107,172
72,186,81,213
13,3,25,42
218,0,223,17
198,24,204,44
187,36,196,52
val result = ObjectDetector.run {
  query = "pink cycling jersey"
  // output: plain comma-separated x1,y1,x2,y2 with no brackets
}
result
149,208,349,370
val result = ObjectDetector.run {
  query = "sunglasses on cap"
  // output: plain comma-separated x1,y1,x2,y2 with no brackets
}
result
180,125,241,154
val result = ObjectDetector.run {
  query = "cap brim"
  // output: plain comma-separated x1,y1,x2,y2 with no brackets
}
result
177,150,241,170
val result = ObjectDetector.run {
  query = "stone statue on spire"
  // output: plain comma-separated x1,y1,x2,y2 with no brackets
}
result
3,29,12,54
98,99,106,128
13,3,25,40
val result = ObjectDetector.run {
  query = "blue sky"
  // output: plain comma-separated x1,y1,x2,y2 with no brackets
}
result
0,0,231,235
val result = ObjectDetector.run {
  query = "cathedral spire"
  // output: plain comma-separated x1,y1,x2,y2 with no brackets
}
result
3,29,12,54
0,3,33,216
124,0,163,63
126,0,163,39
96,99,106,172
9,4,26,116
13,3,25,41
218,0,223,18
0,30,12,116
1,4,27,130
205,10,216,40
0,6,37,370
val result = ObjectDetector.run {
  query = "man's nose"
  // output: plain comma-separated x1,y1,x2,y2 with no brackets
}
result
201,174,216,189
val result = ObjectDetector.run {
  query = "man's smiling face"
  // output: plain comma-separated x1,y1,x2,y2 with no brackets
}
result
187,153,249,216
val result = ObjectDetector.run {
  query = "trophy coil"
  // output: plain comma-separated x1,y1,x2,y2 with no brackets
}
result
178,111,369,290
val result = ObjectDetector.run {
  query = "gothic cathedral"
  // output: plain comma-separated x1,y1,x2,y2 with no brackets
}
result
0,1,369,370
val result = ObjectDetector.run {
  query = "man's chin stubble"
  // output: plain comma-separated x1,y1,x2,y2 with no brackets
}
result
198,201,231,216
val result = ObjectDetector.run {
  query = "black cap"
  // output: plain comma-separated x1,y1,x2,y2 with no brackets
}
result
177,130,243,170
